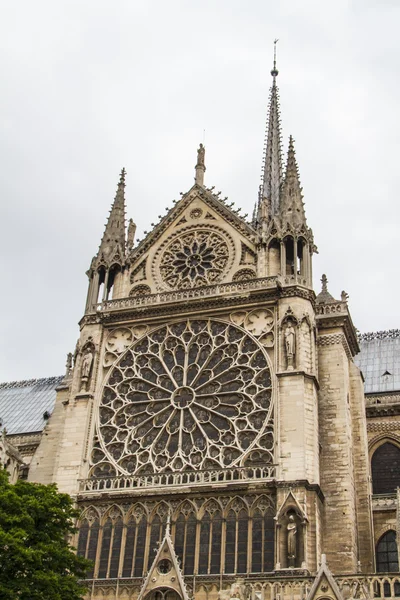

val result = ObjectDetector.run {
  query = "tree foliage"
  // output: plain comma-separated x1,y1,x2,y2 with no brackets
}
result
0,468,90,600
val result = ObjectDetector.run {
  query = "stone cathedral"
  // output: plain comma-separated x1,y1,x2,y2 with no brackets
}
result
2,60,400,600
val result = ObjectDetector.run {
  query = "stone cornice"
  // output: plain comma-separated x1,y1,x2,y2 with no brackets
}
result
276,371,319,390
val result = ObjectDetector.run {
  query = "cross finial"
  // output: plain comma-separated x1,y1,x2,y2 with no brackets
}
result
271,38,279,79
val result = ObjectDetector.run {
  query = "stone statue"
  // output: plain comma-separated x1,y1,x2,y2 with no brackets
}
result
127,218,136,251
197,143,205,166
284,321,296,370
81,348,93,379
64,352,73,378
287,514,297,567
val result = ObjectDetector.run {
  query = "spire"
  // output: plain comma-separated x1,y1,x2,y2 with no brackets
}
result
195,143,206,186
98,168,127,260
256,39,283,225
280,136,306,226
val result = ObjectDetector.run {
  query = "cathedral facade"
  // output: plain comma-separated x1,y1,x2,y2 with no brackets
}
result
4,60,400,600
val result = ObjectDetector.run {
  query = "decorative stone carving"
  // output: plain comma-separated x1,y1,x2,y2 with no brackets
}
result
232,268,256,282
219,580,247,600
154,226,235,290
106,328,133,354
129,284,151,297
92,319,274,477
244,309,274,337
189,207,203,220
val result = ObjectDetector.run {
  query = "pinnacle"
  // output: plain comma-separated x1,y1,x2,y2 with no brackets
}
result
316,274,337,304
96,169,127,261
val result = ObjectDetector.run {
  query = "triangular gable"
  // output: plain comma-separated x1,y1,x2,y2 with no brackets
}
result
307,555,344,600
276,490,308,522
137,520,190,600
129,182,255,265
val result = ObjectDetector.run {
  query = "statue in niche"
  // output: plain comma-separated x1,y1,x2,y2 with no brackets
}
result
287,514,297,567
284,320,296,370
80,344,94,391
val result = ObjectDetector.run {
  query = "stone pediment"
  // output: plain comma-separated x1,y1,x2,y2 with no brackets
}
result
127,184,258,294
137,521,190,600
307,555,345,600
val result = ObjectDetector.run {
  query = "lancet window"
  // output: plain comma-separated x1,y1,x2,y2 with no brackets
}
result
77,496,275,580
371,442,400,494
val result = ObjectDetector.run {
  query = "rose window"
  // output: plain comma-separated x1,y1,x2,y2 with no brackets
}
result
92,319,274,477
158,230,232,289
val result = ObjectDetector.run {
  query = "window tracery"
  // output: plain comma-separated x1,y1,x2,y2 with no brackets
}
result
77,495,275,580
154,227,235,290
92,319,274,477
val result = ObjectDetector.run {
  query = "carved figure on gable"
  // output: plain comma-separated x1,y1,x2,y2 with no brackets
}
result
287,514,297,567
284,320,296,370
197,143,205,166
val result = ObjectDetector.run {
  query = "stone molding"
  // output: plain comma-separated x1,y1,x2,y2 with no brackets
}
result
367,421,400,432
372,494,397,511
316,333,352,360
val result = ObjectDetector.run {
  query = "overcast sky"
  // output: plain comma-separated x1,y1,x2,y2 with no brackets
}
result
0,0,399,381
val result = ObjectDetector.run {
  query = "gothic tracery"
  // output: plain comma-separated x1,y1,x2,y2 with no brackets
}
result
92,319,274,477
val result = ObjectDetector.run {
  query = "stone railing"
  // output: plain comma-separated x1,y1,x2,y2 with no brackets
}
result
79,465,276,495
93,277,281,312
315,301,347,316
372,493,397,511
366,394,400,407
82,574,400,600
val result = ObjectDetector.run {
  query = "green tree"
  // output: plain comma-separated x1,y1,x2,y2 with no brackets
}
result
0,468,90,600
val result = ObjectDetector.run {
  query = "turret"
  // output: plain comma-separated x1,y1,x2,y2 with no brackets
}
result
85,169,128,312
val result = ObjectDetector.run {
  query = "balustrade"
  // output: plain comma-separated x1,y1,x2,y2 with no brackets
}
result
79,465,276,495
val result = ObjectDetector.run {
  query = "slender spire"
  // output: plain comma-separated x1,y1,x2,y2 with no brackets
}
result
195,143,206,186
256,39,283,225
280,136,306,226
98,168,127,259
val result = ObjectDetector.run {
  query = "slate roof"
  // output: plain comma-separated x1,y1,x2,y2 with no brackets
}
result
0,376,63,435
355,330,400,394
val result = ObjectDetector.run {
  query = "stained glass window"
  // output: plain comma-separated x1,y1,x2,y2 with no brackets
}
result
372,443,400,494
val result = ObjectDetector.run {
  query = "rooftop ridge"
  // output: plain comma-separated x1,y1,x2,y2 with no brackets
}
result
0,376,64,390
358,329,400,342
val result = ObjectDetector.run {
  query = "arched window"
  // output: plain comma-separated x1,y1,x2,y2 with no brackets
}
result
174,506,197,575
77,514,100,579
122,510,147,578
224,504,249,574
98,519,112,578
252,509,274,573
198,506,222,575
376,530,399,573
372,443,400,494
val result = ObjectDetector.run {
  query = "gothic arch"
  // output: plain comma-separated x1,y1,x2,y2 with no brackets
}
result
173,499,197,521
370,440,400,494
198,498,223,518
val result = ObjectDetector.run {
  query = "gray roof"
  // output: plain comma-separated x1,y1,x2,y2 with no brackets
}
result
355,330,400,394
0,376,63,435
